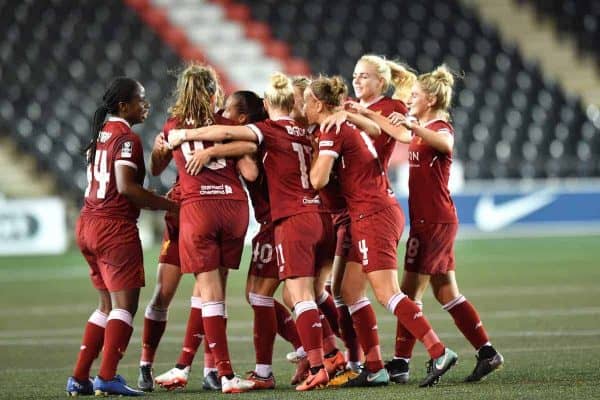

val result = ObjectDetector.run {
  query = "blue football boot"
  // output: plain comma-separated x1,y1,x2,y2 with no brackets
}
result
66,376,94,396
93,374,144,396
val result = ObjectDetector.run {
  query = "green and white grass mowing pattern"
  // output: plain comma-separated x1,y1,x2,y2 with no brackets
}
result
1,235,599,399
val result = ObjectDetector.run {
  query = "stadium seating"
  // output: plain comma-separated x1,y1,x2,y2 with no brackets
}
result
519,0,600,66
0,0,181,198
0,0,597,204
237,0,598,179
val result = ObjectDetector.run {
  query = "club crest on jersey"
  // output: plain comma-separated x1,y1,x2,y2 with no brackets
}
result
99,131,112,143
121,141,133,158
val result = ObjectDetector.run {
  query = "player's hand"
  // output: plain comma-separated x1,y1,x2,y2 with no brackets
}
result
344,100,368,115
320,111,348,134
185,149,211,175
167,129,187,149
153,132,170,154
388,112,406,126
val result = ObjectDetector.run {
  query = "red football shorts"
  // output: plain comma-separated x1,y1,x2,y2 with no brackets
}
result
404,223,458,275
179,200,249,274
158,210,180,266
248,223,278,279
76,215,145,291
274,212,335,280
350,205,405,273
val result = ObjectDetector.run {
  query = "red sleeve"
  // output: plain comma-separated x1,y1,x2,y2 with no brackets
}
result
246,120,271,145
317,126,344,159
114,134,144,171
430,121,454,136
394,99,408,114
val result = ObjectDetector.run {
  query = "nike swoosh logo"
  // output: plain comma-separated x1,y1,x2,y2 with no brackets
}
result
366,372,382,382
435,354,447,370
474,189,556,232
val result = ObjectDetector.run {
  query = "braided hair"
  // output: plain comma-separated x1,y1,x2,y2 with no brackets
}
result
84,77,139,165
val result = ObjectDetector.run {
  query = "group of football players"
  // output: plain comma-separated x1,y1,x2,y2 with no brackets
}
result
66,54,503,397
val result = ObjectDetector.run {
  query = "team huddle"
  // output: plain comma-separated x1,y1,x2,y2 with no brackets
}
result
66,54,504,397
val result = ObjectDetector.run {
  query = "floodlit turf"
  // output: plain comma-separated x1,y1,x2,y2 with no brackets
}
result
1,235,600,399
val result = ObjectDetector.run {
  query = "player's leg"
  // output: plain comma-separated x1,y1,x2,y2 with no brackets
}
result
67,289,111,396
386,271,429,384
368,268,457,387
313,263,345,377
155,280,203,390
138,262,182,391
431,271,503,382
246,274,280,389
93,287,144,396
339,262,389,387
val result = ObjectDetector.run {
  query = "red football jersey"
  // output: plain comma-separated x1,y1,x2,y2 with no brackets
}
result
245,151,271,225
407,120,458,224
247,117,323,222
81,117,146,221
366,96,408,170
163,115,247,205
317,121,397,220
313,128,347,213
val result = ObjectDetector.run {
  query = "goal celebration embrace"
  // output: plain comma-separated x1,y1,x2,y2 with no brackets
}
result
66,55,505,397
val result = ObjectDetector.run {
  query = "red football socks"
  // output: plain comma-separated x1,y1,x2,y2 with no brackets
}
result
444,295,490,350
176,297,203,367
249,293,277,365
98,309,134,381
73,310,107,382
388,294,444,359
349,297,383,372
140,305,168,364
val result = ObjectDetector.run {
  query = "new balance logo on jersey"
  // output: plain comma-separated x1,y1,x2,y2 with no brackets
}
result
358,239,369,266
372,325,378,330
413,311,423,320
311,322,322,328
408,151,419,162
475,321,483,329
208,342,217,349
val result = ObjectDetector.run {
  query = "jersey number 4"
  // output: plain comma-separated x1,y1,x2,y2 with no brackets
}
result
85,150,110,199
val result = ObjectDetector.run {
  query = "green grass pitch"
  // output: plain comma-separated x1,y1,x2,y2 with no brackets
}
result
1,235,599,399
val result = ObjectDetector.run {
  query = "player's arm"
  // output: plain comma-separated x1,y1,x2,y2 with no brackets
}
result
320,110,381,137
310,154,335,190
410,123,454,154
237,155,259,182
149,132,172,176
168,125,258,148
185,140,257,175
345,101,411,143
115,164,178,212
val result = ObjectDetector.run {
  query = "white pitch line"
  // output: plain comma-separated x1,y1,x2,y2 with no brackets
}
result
2,286,599,317
0,329,599,347
3,306,599,336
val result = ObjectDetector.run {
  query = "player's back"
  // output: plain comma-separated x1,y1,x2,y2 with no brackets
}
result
164,115,247,205
318,121,396,220
81,117,145,221
248,117,323,222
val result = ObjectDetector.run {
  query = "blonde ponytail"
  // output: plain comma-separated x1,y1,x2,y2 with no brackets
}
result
264,72,295,112
418,64,456,119
386,60,417,102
